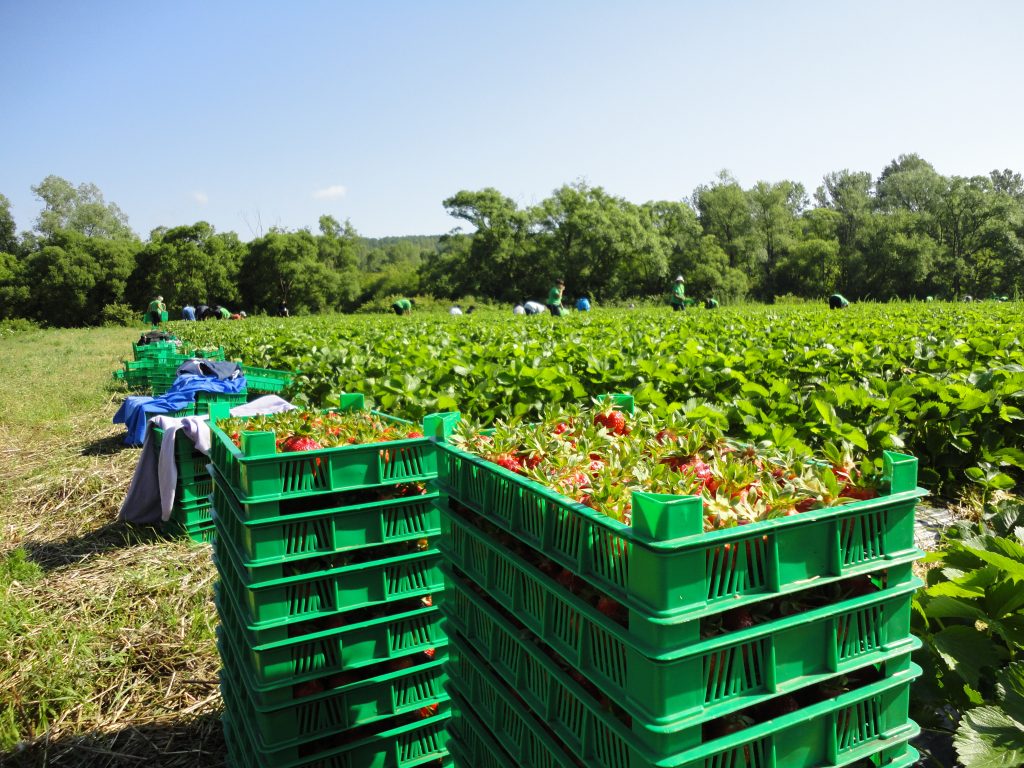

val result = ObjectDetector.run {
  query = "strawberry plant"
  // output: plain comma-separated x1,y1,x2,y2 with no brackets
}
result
172,302,1024,498
912,497,1024,766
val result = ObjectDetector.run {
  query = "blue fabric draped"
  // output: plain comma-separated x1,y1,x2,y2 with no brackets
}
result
114,373,247,445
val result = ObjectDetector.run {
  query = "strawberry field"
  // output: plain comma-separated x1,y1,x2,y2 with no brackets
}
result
171,302,1024,498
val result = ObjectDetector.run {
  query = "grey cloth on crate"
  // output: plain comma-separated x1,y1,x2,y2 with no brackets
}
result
117,396,297,526
176,359,242,380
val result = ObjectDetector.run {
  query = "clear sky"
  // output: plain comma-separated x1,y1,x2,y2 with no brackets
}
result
2,1,1022,240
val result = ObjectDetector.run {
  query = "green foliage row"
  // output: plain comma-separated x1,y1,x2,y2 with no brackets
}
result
172,302,1024,497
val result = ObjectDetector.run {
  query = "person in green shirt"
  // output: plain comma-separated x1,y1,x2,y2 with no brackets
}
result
146,295,166,327
547,279,565,316
670,276,686,311
392,298,413,316
217,305,231,319
704,297,719,309
828,294,850,309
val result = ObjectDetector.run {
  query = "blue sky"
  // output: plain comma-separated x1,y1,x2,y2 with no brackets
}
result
2,1,1022,239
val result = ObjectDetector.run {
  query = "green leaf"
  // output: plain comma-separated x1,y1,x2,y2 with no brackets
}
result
924,595,989,622
998,662,1024,725
954,705,1024,767
933,625,1002,688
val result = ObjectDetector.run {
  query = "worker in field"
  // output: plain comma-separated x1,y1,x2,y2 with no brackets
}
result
575,295,591,312
670,276,686,311
829,293,850,309
523,300,545,316
217,305,231,320
392,297,413,315
547,279,566,316
146,295,166,327
704,297,719,309
181,302,196,321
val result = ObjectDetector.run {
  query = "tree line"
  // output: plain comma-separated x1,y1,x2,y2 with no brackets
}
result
1,157,1021,326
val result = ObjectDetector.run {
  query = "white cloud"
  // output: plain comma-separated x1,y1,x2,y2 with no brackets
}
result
312,184,347,200
193,191,209,205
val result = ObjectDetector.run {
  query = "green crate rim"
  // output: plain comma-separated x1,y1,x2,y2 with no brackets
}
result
434,440,927,551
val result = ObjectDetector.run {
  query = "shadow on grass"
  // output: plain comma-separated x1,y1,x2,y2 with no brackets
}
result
80,432,134,456
1,710,226,767
21,522,170,572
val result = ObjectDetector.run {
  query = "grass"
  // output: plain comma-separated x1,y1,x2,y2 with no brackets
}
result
0,326,224,767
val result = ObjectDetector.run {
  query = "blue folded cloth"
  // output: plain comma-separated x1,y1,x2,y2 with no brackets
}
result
114,373,247,445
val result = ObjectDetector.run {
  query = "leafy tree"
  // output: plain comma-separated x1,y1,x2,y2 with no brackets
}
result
31,176,135,240
693,172,754,271
682,235,748,302
0,194,18,255
240,230,344,314
443,188,534,300
643,201,703,288
748,180,806,299
129,223,242,312
814,170,874,296
0,252,29,319
317,215,362,308
934,176,1018,297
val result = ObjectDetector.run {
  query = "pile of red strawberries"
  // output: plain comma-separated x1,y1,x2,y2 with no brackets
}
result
449,401,881,530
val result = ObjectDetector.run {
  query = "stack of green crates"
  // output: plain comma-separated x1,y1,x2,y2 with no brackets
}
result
206,395,459,768
114,345,228,395
433,400,927,768
150,423,216,543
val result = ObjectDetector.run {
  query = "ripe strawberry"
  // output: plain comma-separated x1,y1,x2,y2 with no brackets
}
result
282,435,322,452
420,594,433,607
292,679,325,699
422,647,437,660
417,704,439,719
493,453,523,474
406,430,424,438
596,596,628,625
593,410,628,435
553,422,571,436
723,608,754,631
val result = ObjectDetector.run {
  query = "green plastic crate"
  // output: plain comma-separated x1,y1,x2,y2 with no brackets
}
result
440,505,920,654
214,582,447,685
195,390,248,414
448,694,578,768
435,440,925,622
211,466,441,564
450,635,920,768
132,340,182,360
222,708,451,768
163,518,216,545
177,474,213,504
168,497,212,529
240,364,298,395
214,530,443,627
443,567,920,727
206,395,458,510
219,637,448,746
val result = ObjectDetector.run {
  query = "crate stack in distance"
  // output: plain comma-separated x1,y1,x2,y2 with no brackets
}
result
433,396,926,768
206,395,459,768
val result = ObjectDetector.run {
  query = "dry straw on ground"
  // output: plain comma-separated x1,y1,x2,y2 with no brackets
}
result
0,330,225,767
